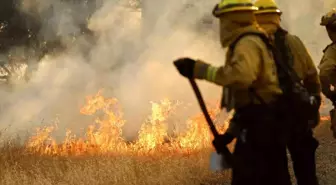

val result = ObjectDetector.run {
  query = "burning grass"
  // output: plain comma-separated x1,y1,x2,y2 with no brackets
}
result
24,90,230,157
0,89,232,185
1,90,335,185
0,141,231,185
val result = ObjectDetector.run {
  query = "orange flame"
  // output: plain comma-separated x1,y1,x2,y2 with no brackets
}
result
25,90,227,156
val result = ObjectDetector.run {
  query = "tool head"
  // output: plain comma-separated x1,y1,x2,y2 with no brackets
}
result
209,152,232,171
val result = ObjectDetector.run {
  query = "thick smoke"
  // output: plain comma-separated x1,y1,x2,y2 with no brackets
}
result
0,0,333,141
0,0,225,141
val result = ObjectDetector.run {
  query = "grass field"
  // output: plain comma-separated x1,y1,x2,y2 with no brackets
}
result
0,121,335,185
0,142,230,185
0,93,334,185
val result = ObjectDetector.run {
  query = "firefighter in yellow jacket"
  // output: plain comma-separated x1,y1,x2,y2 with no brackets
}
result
319,8,336,138
173,0,291,184
253,1,321,185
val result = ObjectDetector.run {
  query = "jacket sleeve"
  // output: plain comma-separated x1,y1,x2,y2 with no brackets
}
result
193,37,261,89
318,46,336,101
293,36,321,96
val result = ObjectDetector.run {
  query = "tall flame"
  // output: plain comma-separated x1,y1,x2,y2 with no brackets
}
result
25,90,229,156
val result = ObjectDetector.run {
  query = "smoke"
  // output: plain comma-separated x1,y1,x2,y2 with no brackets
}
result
0,0,332,141
0,0,225,141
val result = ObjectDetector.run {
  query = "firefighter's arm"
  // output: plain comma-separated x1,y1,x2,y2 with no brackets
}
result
193,38,260,88
318,50,336,102
295,37,321,96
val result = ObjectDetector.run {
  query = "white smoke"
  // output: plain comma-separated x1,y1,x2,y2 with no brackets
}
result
0,0,224,140
0,0,332,141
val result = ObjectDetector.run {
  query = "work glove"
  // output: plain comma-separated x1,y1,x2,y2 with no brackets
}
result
212,133,235,153
173,57,196,78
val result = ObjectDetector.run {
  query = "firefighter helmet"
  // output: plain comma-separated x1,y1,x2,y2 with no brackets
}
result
254,0,281,14
212,0,258,18
320,8,336,26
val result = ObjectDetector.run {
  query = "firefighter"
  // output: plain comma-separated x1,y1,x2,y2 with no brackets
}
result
319,8,336,138
253,1,321,185
173,0,291,184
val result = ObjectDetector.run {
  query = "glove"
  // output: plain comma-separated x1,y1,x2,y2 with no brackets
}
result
173,57,196,78
212,133,235,153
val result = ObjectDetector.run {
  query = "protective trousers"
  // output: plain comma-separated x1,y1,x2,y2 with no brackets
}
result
230,104,292,185
288,129,319,185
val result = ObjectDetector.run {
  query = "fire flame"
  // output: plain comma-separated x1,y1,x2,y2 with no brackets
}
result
24,90,333,157
25,90,229,156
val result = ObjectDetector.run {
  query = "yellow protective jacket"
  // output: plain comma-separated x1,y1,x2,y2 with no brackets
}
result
193,24,282,136
318,42,336,101
193,24,282,110
260,23,321,97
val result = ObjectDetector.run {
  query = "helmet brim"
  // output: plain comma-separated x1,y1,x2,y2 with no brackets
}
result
213,6,258,18
255,9,282,15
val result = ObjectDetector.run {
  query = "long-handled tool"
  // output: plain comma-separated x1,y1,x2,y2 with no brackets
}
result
188,78,234,168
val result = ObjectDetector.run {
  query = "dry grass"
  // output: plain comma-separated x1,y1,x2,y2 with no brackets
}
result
0,122,335,185
0,142,230,185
